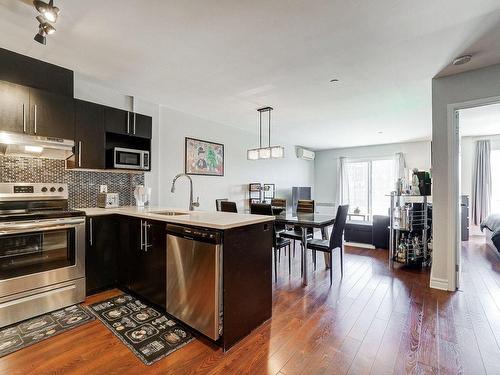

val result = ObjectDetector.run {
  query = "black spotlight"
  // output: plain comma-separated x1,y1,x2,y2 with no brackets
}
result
33,0,60,23
34,28,46,45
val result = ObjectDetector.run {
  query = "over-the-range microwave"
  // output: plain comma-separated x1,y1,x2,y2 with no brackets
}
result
110,147,150,170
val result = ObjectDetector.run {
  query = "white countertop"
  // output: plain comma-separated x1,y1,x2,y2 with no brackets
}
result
79,206,274,230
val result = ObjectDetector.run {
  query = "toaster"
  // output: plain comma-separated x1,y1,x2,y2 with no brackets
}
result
98,193,119,208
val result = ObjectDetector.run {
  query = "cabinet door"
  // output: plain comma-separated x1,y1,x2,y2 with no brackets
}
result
132,113,152,139
117,217,141,289
141,221,166,307
0,80,29,134
85,216,118,295
104,107,130,136
29,88,74,139
74,100,105,169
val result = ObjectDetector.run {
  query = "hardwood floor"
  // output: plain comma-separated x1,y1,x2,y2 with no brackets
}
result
1,238,500,375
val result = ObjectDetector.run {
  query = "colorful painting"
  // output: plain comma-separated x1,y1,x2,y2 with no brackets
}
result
185,137,224,176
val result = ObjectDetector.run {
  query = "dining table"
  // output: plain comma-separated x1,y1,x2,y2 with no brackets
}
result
274,212,338,286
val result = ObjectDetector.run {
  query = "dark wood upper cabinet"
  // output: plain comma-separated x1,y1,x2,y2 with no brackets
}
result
72,100,106,169
104,107,129,136
29,88,74,139
0,81,29,134
133,113,152,139
105,107,152,139
0,47,73,97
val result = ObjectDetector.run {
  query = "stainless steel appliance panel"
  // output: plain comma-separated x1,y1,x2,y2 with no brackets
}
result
166,226,222,340
0,278,85,328
0,217,85,297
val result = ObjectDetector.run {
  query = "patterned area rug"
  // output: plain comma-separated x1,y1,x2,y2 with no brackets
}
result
0,305,95,358
88,293,195,365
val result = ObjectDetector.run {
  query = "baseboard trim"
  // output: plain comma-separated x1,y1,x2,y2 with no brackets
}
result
345,242,375,249
430,277,449,291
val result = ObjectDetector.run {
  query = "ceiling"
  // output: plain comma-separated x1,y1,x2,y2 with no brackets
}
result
1,1,500,150
460,102,500,137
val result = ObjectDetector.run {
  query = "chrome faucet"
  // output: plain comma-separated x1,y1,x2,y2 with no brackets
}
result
170,173,200,211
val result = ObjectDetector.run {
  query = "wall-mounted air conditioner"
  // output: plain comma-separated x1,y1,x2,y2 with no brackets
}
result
296,147,315,161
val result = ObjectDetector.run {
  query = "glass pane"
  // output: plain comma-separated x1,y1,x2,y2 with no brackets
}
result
118,152,140,165
492,150,500,214
0,229,75,279
372,159,395,216
346,161,369,215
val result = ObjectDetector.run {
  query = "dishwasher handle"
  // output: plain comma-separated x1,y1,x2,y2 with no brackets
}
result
166,224,222,244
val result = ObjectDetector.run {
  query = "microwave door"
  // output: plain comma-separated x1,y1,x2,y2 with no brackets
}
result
115,149,142,169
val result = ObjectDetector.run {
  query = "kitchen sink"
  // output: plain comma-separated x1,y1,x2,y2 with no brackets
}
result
151,210,189,216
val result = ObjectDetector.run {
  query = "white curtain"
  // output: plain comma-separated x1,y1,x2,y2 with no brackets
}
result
336,156,349,206
472,140,491,225
394,152,406,182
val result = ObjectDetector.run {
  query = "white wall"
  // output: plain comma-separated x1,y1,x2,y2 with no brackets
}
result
157,106,314,211
314,141,431,214
432,63,500,291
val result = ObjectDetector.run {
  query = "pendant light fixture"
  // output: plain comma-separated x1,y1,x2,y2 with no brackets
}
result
247,107,285,160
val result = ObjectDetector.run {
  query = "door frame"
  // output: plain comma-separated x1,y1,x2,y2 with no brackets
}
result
447,95,500,290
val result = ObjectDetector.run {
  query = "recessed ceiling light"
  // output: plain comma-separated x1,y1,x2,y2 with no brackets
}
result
452,54,472,66
329,79,339,83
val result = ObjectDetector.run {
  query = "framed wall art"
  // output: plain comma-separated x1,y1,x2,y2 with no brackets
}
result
185,137,224,176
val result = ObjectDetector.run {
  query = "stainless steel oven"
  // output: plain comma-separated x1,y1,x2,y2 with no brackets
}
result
112,147,150,170
0,183,86,328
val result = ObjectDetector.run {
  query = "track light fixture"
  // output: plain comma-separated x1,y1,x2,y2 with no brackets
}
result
33,0,60,23
36,16,56,35
34,27,46,45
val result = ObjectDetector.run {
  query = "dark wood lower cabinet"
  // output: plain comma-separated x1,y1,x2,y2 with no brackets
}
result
85,216,118,295
115,217,166,309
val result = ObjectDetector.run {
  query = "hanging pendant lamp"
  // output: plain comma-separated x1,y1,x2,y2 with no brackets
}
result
247,107,285,160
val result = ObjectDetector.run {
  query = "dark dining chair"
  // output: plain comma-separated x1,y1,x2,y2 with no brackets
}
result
215,198,228,211
306,204,349,285
280,199,315,258
271,198,287,233
220,201,238,213
251,203,291,281
271,198,287,208
297,199,315,213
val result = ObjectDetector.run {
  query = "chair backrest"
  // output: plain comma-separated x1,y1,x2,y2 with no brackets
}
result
250,203,273,216
297,199,315,213
330,204,349,249
220,201,238,213
215,198,228,211
271,198,287,208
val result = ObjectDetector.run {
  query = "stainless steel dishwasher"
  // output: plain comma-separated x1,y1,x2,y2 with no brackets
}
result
166,224,223,340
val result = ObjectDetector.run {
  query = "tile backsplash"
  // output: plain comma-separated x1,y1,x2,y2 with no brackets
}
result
0,156,144,208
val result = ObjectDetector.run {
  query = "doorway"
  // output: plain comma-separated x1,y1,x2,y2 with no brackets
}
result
455,102,500,289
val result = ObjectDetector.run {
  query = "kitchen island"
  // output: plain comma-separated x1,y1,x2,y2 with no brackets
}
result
82,206,274,350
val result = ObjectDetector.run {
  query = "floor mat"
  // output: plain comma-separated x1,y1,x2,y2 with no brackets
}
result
88,293,195,365
0,304,95,358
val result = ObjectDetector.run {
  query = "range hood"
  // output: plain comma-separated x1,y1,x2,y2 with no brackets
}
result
0,131,74,160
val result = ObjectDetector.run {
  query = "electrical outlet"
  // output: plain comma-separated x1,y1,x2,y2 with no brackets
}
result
99,185,108,193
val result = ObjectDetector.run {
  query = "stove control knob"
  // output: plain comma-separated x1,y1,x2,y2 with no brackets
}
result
50,187,56,192
41,187,48,192
58,187,64,192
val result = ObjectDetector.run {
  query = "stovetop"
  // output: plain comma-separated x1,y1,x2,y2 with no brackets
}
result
0,209,86,222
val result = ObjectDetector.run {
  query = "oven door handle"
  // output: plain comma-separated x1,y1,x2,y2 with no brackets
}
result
0,218,85,236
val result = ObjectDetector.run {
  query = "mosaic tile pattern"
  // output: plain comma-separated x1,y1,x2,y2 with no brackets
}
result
0,156,144,209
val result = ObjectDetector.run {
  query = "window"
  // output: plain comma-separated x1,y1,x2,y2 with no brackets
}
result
492,150,500,214
345,158,395,218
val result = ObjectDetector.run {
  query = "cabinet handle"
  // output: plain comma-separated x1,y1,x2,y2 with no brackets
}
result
89,217,93,246
33,104,37,134
133,113,136,135
140,220,144,250
144,221,147,251
22,104,26,133
78,141,82,167
127,112,130,134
